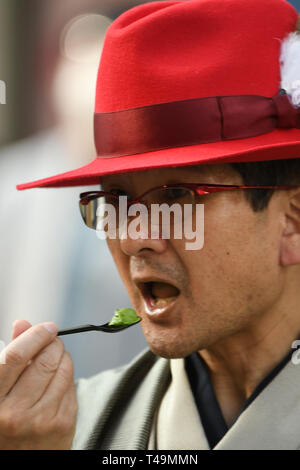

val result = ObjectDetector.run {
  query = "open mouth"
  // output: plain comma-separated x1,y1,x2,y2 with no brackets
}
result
139,281,180,310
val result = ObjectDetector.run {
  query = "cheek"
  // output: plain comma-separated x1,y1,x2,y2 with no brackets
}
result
106,239,131,290
202,196,273,266
184,202,282,316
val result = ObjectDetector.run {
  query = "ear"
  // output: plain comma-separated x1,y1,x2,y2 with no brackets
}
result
279,189,300,266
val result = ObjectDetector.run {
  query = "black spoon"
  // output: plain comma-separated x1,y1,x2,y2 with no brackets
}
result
57,319,141,336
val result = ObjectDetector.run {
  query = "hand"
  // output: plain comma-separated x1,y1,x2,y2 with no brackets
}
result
0,319,78,449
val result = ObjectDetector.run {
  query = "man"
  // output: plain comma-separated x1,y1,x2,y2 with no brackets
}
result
1,0,300,450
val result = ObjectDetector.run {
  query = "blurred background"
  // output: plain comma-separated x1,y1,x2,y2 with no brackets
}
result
0,0,157,380
0,0,299,379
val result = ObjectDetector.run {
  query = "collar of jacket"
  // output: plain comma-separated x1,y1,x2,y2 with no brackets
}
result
152,356,300,450
72,348,171,450
72,346,300,450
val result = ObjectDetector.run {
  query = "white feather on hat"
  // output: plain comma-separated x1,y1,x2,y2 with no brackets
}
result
280,30,300,107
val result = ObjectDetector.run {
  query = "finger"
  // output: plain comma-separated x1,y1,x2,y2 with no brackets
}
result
0,322,58,400
4,338,65,409
54,378,78,441
33,351,75,417
11,321,34,369
11,319,32,340
53,377,77,429
33,378,78,450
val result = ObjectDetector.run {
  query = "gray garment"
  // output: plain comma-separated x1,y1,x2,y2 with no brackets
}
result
72,346,300,450
72,348,170,450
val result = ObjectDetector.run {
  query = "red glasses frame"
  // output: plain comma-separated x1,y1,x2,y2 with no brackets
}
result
79,183,298,207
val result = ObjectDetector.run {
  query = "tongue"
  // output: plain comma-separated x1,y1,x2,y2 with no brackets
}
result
151,282,179,298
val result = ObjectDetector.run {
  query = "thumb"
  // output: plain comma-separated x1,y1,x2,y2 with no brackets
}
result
11,319,32,340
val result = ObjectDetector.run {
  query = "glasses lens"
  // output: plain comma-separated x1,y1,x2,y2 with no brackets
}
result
80,194,119,230
79,187,196,238
148,187,193,205
144,187,194,230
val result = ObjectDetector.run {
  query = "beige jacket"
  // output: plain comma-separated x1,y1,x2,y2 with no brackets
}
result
72,347,300,450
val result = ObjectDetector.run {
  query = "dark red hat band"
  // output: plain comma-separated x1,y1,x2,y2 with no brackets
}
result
94,92,300,159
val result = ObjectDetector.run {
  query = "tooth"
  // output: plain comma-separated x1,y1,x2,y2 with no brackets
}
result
154,296,176,306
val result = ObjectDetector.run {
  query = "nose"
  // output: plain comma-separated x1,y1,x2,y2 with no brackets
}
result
119,221,168,257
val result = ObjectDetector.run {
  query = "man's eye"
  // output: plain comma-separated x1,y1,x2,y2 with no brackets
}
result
162,188,190,201
110,189,131,198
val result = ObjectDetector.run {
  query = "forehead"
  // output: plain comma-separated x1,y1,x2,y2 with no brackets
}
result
101,163,242,188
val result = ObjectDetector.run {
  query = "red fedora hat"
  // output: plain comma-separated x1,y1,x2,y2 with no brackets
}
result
17,0,300,191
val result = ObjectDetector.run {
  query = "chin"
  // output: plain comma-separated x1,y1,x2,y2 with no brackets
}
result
146,337,199,359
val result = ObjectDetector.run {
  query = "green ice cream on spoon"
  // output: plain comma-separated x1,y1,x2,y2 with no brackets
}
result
108,308,141,326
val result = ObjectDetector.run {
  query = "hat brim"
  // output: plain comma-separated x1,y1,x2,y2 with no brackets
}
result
17,128,300,190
